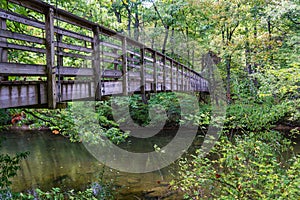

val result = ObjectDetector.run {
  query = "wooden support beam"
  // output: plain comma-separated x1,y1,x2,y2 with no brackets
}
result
45,7,57,109
170,60,173,91
153,52,157,93
92,26,101,100
181,65,184,91
163,56,166,92
56,33,63,101
140,48,146,103
0,17,8,81
176,63,179,91
122,37,128,95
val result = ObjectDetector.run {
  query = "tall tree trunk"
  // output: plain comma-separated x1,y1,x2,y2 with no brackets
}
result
127,8,131,37
134,4,139,41
171,27,175,57
226,55,231,103
245,27,252,74
162,25,169,54
267,16,273,63
151,22,157,49
186,27,190,67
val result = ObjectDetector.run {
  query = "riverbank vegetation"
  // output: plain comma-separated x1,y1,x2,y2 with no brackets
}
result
0,0,299,199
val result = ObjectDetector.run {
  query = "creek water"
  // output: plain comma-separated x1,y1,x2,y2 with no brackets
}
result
1,129,299,199
0,129,205,199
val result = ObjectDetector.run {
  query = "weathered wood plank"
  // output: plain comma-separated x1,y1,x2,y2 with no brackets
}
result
0,41,46,54
122,37,128,95
0,29,45,44
153,52,157,93
103,69,122,78
92,26,101,100
162,56,166,92
0,9,45,29
102,81,123,95
45,7,56,108
101,41,122,51
58,51,92,60
103,51,119,59
0,83,47,108
55,41,93,53
58,67,92,76
0,63,45,76
0,17,8,81
55,27,93,43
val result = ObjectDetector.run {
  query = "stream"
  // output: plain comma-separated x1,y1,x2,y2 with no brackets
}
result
1,129,299,199
0,129,206,199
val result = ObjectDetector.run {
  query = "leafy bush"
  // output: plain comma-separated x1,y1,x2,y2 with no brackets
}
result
16,181,115,200
173,132,300,199
224,100,297,132
0,140,29,200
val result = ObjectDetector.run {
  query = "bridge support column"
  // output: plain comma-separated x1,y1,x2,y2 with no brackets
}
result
140,48,147,104
45,8,57,109
176,63,179,91
0,17,8,81
92,26,101,100
170,60,173,91
122,37,128,95
162,55,166,92
181,65,184,91
152,52,157,93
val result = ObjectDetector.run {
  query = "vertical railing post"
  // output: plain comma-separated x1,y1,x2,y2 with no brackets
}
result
0,17,8,81
92,26,101,100
176,63,179,91
187,69,191,91
153,52,157,93
181,65,184,91
140,47,146,102
122,37,128,95
163,55,166,92
170,59,173,91
56,33,63,101
45,7,57,108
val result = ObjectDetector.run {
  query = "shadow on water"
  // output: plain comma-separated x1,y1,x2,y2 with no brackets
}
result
0,130,204,199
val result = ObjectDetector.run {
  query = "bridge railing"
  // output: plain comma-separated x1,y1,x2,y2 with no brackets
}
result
0,0,208,109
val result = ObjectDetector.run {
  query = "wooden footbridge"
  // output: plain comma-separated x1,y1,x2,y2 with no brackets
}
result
0,0,208,109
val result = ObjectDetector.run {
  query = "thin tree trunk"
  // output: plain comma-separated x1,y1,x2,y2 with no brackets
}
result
186,27,190,67
151,22,157,49
267,16,273,63
162,25,169,54
226,55,231,103
134,4,139,41
127,9,131,37
245,27,252,74
171,27,175,57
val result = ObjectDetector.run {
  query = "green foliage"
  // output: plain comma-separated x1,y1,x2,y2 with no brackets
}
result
0,109,10,128
16,182,115,200
225,100,297,131
19,101,128,144
173,132,300,199
0,140,29,199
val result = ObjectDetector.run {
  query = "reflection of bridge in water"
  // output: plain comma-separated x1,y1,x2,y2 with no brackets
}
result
0,0,209,109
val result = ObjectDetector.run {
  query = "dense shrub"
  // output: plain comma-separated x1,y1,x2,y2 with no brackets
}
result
172,132,300,199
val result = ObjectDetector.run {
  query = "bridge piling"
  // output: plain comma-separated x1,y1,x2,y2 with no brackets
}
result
152,52,157,93
0,17,7,81
45,7,57,109
122,37,128,95
92,26,101,100
140,48,147,103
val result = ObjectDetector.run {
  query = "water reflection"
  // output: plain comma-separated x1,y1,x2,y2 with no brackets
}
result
0,130,198,199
